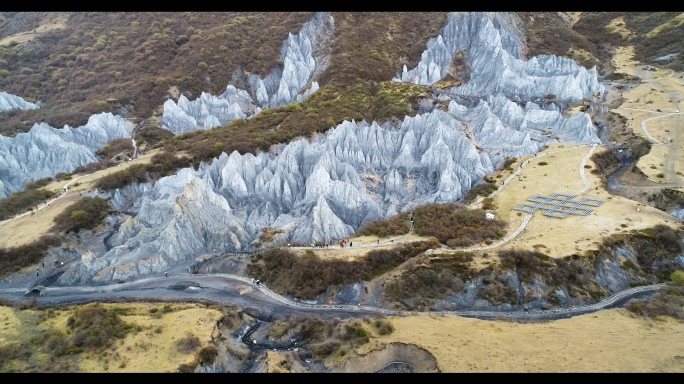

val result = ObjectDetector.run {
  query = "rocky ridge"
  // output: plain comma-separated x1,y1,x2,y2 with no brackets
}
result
57,11,604,284
0,91,39,112
161,12,334,134
396,12,604,102
0,113,131,198
61,96,599,284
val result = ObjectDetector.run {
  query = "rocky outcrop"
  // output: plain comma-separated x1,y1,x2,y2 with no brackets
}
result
0,92,39,112
61,106,494,283
396,12,604,102
0,113,131,198
61,87,605,284
670,209,684,221
161,12,335,134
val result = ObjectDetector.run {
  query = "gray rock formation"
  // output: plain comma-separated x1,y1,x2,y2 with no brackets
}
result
57,11,607,284
396,12,604,102
0,92,39,112
161,12,334,134
670,209,684,221
61,89,603,284
0,113,131,198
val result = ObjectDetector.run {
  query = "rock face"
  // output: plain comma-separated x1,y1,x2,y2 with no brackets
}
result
671,209,684,220
161,12,335,134
0,113,131,198
0,92,39,112
62,91,602,284
395,12,604,102
59,10,607,284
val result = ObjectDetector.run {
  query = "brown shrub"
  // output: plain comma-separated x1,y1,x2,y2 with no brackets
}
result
0,13,314,133
0,235,62,278
67,303,129,349
176,334,201,354
627,286,684,320
0,186,55,221
95,138,134,160
358,213,410,237
412,203,506,246
248,239,438,300
197,345,218,365
461,182,497,204
52,197,114,234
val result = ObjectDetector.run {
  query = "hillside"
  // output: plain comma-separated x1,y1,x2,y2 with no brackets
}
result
0,12,683,374
0,12,446,136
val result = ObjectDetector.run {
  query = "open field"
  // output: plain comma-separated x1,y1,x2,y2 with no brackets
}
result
0,303,221,373
0,150,158,249
379,309,684,372
488,145,677,258
611,45,684,185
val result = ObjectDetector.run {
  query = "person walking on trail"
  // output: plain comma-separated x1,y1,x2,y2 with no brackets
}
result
165,272,168,277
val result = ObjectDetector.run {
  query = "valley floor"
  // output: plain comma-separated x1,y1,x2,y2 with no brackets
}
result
379,308,684,372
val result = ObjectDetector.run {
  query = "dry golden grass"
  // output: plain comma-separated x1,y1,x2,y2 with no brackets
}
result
611,45,684,185
645,12,684,38
0,150,158,249
611,46,641,76
380,309,684,372
563,105,584,117
0,303,221,372
0,13,68,48
636,144,673,182
266,351,291,373
491,145,676,258
78,304,220,373
605,16,637,39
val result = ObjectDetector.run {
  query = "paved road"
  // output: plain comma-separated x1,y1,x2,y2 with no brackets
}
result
0,273,663,322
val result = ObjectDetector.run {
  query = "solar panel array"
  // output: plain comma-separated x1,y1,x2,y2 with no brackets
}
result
513,194,605,219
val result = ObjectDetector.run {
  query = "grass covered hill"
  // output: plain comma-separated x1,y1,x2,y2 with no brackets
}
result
0,12,314,134
0,12,447,137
